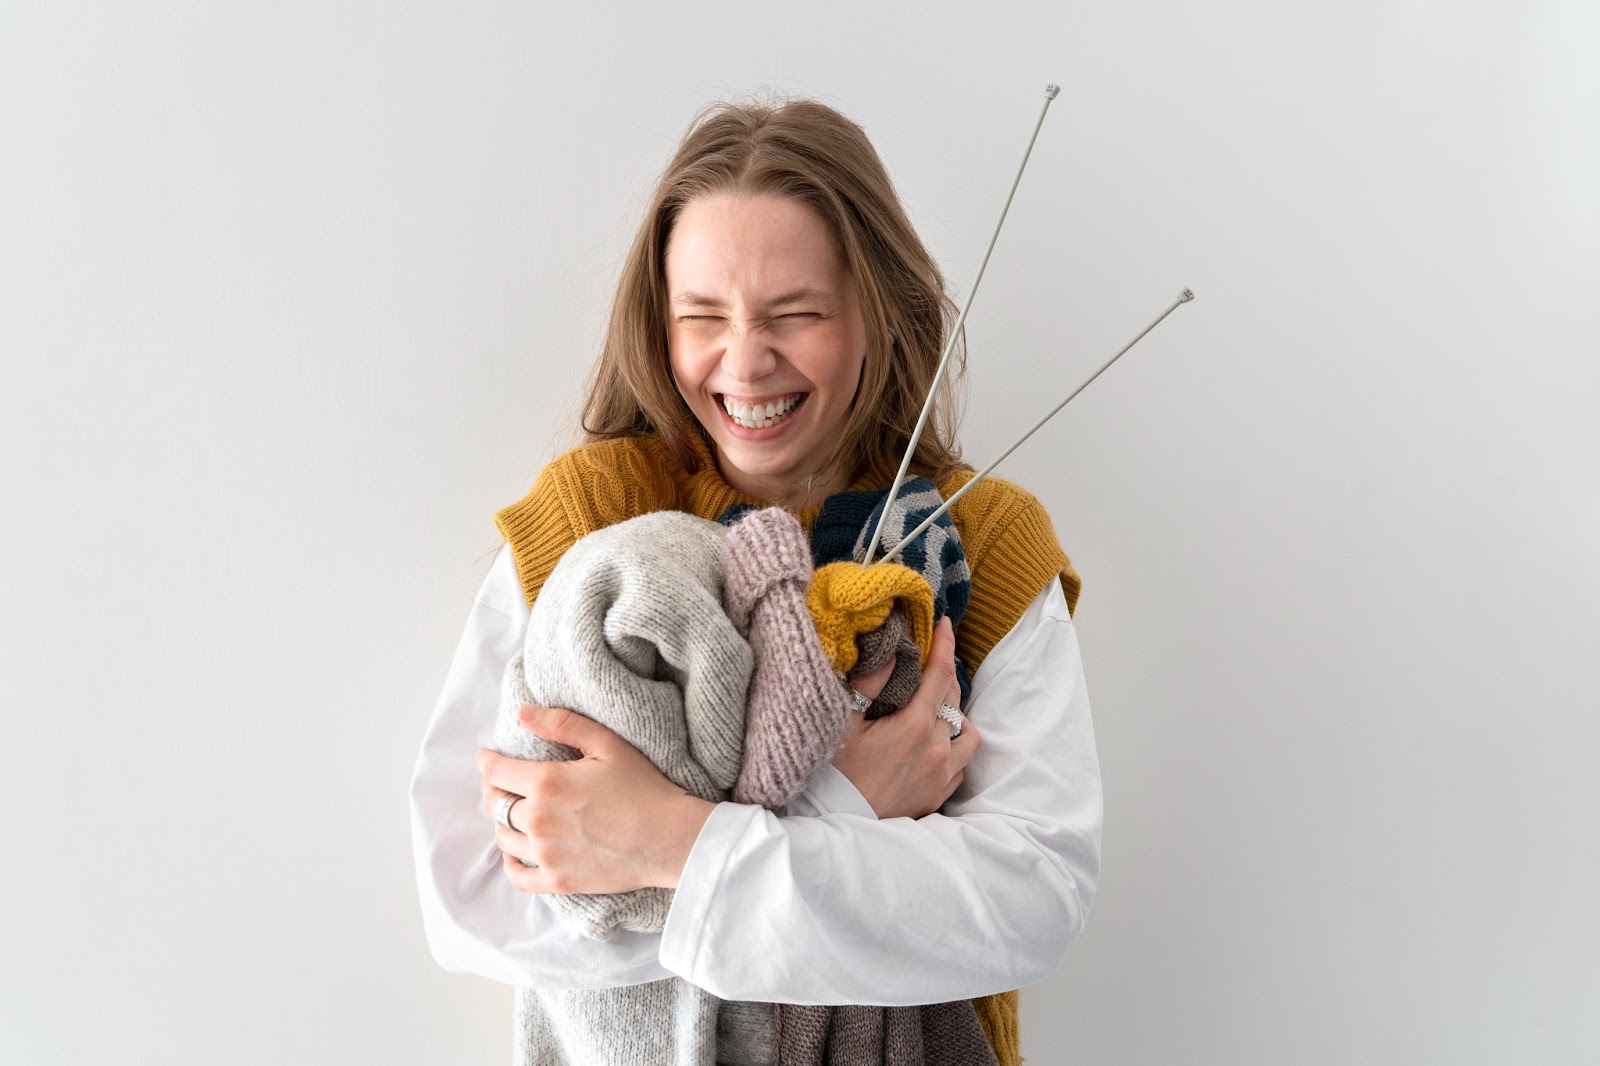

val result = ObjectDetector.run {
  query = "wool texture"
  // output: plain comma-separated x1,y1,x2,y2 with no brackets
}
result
723,508,857,810
514,982,721,1066
495,510,749,940
491,433,1083,1066
809,478,971,624
809,478,979,719
809,478,974,703
849,608,923,715
492,432,1079,673
807,560,935,677
498,507,852,1066
777,1000,1004,1066
495,504,998,1066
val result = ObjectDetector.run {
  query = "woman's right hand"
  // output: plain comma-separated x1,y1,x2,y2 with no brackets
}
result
830,616,981,819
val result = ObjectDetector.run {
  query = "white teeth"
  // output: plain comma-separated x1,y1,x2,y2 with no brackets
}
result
722,394,800,429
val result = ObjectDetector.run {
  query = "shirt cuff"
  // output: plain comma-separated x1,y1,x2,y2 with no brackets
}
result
660,800,757,976
661,765,879,980
788,762,878,819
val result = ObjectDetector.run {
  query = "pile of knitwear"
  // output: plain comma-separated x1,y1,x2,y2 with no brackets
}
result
492,482,999,1066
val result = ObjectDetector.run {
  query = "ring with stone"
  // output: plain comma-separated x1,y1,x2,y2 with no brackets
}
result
848,687,873,714
493,793,522,830
936,702,964,740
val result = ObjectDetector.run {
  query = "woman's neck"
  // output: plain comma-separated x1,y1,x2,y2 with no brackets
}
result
680,428,865,512
713,460,852,513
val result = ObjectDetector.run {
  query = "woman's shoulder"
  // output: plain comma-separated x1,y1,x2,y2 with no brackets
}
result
492,435,686,609
939,470,1066,568
936,468,1082,665
938,469,1047,542
496,436,684,527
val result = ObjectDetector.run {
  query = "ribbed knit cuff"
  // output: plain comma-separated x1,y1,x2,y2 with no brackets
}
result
720,507,814,630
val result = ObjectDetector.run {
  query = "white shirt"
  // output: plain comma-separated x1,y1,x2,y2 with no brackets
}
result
409,543,1102,1006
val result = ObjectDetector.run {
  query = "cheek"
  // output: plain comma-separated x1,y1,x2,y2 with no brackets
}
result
666,343,703,395
800,327,866,391
828,340,867,393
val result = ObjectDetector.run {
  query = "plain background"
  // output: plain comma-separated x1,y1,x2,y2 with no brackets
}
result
3,1,1596,1063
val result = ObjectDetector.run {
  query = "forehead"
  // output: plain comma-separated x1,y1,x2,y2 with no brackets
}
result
664,193,847,299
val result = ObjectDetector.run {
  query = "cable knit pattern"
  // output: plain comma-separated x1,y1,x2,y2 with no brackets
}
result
495,504,998,1066
490,433,1083,1066
495,436,686,612
491,435,1080,671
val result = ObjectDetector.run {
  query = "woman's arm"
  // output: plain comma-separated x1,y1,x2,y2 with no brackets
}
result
408,546,674,988
408,545,882,987
413,546,1101,1001
657,578,1102,1006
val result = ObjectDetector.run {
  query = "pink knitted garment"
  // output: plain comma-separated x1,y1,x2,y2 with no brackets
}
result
719,506,999,1066
721,506,856,809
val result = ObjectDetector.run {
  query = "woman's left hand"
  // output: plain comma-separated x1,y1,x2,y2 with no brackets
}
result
477,704,715,895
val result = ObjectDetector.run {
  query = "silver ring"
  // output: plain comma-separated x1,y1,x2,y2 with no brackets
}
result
848,687,873,714
493,793,521,830
936,702,964,740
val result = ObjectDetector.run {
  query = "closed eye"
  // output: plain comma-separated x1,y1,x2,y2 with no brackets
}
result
675,312,821,326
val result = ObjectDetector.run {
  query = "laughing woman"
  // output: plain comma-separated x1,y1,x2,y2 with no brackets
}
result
409,97,1103,1066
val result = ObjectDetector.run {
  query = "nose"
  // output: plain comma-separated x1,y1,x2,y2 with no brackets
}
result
721,322,779,383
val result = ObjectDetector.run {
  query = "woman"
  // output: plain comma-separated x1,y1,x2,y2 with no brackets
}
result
409,98,1103,1065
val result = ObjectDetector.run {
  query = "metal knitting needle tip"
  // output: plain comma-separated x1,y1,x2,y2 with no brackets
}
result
877,288,1196,566
861,86,1061,567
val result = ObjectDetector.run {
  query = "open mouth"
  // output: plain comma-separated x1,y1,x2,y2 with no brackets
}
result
720,393,805,430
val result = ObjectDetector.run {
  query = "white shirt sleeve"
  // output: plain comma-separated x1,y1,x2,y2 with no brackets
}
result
408,545,672,989
410,544,1102,1003
408,545,877,988
658,577,1103,1005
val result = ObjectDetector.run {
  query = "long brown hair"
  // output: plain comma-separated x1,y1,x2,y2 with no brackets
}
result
581,96,968,491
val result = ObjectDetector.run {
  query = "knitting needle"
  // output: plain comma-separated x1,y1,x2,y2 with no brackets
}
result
877,288,1196,567
861,83,1062,567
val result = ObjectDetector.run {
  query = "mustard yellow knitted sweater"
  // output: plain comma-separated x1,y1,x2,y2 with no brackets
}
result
492,432,1080,1066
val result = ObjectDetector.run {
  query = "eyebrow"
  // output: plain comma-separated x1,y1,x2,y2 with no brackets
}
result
670,287,833,310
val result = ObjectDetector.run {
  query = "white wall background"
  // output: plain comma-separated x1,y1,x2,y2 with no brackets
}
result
3,1,1595,1063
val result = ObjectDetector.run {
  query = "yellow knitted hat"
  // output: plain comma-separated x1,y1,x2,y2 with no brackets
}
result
806,561,936,676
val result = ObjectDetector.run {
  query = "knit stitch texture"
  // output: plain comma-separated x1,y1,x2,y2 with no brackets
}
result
810,478,974,702
850,608,923,715
491,433,1082,1066
496,512,746,937
494,505,1000,1066
807,560,934,678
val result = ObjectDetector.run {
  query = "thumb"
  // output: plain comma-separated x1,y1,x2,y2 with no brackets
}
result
907,617,958,716
518,703,608,755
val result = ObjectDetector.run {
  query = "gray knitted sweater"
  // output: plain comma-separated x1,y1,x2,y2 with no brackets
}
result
493,507,998,1066
495,510,806,1065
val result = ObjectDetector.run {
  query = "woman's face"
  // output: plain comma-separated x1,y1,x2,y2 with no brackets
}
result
664,192,869,510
